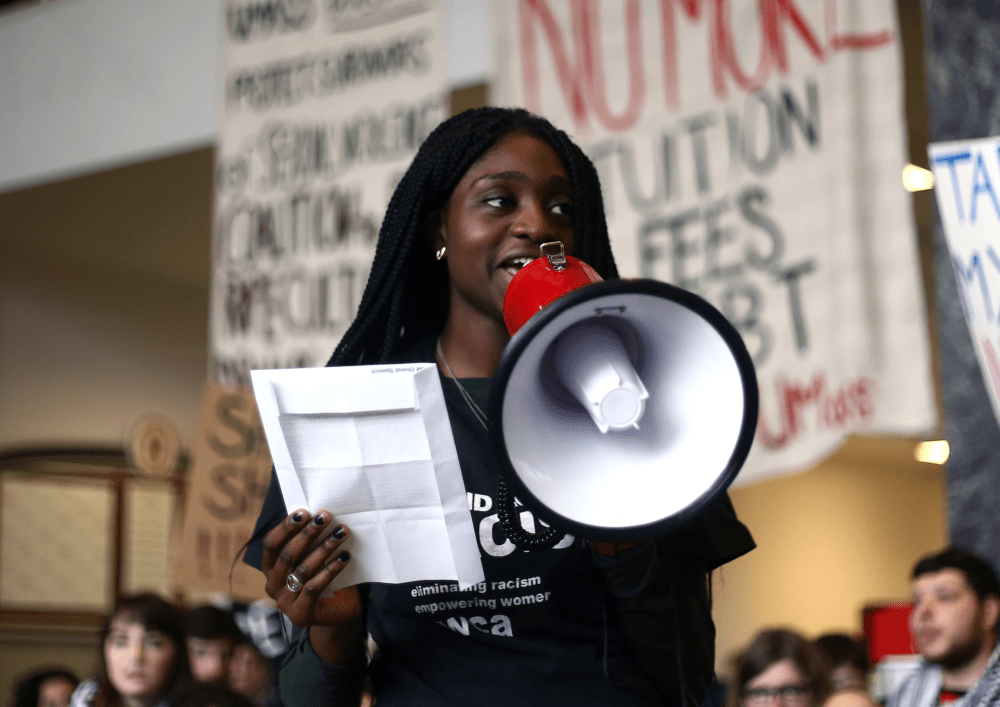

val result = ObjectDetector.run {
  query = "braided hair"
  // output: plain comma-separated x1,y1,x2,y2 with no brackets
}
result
327,107,619,367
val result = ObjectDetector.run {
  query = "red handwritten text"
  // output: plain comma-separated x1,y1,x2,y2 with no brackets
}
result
756,371,875,450
519,0,893,131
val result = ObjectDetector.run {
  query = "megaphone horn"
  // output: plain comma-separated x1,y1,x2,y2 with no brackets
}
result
488,241,758,545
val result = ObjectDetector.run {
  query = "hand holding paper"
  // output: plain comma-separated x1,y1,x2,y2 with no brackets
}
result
251,364,485,592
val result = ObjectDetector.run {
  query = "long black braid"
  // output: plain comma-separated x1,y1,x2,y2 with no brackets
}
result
326,107,619,367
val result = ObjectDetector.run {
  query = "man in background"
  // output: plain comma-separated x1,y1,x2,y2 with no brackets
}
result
889,547,1000,707
185,605,245,684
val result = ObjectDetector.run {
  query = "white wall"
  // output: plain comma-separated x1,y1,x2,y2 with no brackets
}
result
0,0,222,191
0,0,493,193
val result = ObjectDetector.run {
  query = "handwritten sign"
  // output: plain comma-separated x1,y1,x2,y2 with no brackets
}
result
493,0,937,484
930,137,1000,427
211,0,448,388
175,385,273,599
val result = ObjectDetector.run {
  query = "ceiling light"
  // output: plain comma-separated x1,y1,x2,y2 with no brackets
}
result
903,164,934,192
914,440,949,464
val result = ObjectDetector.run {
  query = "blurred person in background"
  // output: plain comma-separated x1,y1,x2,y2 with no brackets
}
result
184,607,243,686
228,642,277,707
734,629,833,707
11,668,79,707
70,593,192,707
813,634,870,692
889,548,1000,707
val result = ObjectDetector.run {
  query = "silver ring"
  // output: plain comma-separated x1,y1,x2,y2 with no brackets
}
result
286,573,303,593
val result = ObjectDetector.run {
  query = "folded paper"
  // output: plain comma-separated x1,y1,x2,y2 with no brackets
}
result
251,364,485,591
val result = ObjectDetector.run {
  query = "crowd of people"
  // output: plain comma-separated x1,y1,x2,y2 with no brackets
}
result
8,544,998,707
730,547,1000,707
10,596,279,707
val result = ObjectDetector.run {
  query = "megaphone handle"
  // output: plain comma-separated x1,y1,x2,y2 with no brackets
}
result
496,478,566,550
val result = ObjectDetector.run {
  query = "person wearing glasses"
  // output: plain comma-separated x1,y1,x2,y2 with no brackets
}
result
734,629,833,707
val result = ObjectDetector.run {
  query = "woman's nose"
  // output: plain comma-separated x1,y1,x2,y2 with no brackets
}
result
513,202,552,241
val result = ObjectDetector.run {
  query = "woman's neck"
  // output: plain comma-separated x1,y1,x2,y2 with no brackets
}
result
437,316,509,378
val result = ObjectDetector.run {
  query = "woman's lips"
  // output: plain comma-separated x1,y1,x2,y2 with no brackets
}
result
500,256,536,277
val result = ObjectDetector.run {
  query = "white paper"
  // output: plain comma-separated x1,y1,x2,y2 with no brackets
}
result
250,364,485,591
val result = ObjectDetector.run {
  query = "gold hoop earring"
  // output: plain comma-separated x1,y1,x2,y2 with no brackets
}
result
436,246,447,261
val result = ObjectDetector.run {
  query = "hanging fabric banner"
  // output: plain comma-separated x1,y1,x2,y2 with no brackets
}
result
211,0,448,388
493,0,936,484
929,137,1000,430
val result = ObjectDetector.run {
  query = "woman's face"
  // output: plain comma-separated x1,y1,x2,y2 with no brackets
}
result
104,617,177,703
229,643,271,697
436,131,575,329
743,659,813,707
37,678,75,707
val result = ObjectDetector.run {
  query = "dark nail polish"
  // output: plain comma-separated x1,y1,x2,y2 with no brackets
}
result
333,526,346,540
313,515,326,527
292,512,303,523
338,551,351,563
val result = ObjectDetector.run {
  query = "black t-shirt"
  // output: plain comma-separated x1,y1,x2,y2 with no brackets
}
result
245,337,755,706
366,372,657,706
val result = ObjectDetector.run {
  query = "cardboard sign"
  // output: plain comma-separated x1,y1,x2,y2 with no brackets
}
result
175,385,273,600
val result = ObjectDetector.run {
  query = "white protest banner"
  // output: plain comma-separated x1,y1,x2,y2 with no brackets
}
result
493,0,936,484
211,0,448,387
929,138,1000,428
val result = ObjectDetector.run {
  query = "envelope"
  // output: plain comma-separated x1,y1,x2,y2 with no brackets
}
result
250,364,485,591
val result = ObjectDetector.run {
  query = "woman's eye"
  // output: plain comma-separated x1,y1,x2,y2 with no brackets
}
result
484,196,512,209
109,634,128,647
551,201,574,216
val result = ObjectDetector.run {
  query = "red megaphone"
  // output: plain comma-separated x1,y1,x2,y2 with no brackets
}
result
502,241,648,433
503,241,602,336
